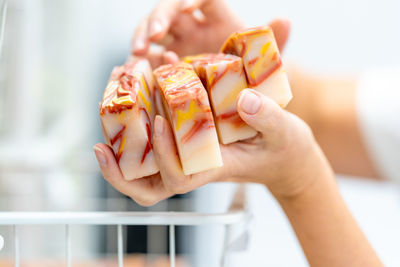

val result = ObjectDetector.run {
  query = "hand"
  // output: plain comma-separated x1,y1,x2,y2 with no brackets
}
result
131,0,290,67
132,0,244,57
94,89,329,206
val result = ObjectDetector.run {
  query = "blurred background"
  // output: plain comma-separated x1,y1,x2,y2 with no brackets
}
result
0,0,400,266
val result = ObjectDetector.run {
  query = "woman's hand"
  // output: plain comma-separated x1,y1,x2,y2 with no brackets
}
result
93,91,383,266
94,89,326,206
131,0,290,68
132,0,245,57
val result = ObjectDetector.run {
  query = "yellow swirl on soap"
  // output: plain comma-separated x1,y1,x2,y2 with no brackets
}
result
175,100,203,130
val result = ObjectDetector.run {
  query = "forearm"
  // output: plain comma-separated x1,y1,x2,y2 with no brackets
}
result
287,67,380,178
274,145,382,266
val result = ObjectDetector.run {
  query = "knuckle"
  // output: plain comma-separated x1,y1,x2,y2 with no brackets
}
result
164,179,189,195
281,114,314,152
174,185,189,195
263,107,283,131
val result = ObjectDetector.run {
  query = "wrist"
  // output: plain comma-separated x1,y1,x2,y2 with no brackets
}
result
267,141,335,201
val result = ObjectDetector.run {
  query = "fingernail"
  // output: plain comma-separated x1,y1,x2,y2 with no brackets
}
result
149,20,163,37
154,115,164,137
134,39,145,51
239,90,261,115
94,146,107,166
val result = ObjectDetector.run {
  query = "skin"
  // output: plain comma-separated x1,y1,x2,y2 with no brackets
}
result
94,0,383,265
132,0,246,58
94,89,382,266
131,0,378,178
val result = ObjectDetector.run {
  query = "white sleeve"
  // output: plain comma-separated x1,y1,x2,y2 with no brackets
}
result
356,68,400,182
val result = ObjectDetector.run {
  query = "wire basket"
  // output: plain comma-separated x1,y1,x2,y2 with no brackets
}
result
0,187,248,267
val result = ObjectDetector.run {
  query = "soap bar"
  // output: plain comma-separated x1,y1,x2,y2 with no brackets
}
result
184,53,257,144
124,56,166,117
100,61,159,180
124,56,156,93
221,25,292,107
153,62,223,175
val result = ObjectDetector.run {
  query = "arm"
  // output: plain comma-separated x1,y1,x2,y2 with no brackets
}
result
287,68,380,178
94,0,382,264
275,144,382,266
95,89,382,265
130,0,378,178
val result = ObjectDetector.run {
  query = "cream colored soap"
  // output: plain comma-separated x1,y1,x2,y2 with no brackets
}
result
221,25,292,107
100,59,158,180
184,53,257,144
154,62,223,175
125,56,166,117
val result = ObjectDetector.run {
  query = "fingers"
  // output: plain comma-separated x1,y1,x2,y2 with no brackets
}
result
135,44,177,69
153,115,227,193
147,0,182,42
152,115,190,194
163,51,179,64
143,44,166,68
94,144,130,195
168,11,198,37
133,0,209,56
181,0,208,12
95,114,225,206
268,18,291,52
237,89,289,147
93,143,171,206
132,18,150,55
132,0,183,55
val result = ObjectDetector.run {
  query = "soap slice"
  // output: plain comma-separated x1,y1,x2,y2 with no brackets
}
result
124,56,156,93
184,53,257,144
221,25,292,107
124,56,166,117
153,62,223,175
100,61,159,180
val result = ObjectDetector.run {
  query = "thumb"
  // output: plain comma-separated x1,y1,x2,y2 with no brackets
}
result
237,89,288,145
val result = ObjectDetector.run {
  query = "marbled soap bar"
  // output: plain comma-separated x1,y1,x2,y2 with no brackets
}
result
184,53,257,144
221,25,292,107
124,56,155,93
124,56,166,117
100,60,158,180
153,62,223,175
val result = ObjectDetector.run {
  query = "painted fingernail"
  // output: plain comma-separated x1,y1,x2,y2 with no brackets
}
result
154,115,164,137
149,20,163,37
239,90,261,115
94,146,107,166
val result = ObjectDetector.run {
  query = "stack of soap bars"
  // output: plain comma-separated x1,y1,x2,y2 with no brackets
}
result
184,53,257,144
99,25,292,179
